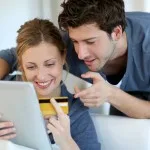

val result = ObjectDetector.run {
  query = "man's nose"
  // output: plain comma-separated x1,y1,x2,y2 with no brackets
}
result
76,44,88,60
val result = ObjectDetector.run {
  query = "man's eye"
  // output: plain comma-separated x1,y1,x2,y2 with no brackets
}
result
86,41,95,45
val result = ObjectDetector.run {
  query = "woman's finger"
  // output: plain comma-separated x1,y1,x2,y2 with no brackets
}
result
0,133,16,140
49,117,63,131
0,122,14,129
0,127,16,136
50,98,64,117
47,123,59,135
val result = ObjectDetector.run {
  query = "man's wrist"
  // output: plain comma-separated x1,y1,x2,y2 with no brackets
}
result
107,84,119,104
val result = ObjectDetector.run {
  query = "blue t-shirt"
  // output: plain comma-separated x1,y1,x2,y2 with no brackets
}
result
120,12,150,91
60,84,100,149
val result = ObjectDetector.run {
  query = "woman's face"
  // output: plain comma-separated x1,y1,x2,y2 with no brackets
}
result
21,42,65,97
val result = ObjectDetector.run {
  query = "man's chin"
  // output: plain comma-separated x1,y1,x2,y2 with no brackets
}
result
87,66,100,72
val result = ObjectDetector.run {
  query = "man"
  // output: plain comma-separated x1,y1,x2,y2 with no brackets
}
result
0,0,150,118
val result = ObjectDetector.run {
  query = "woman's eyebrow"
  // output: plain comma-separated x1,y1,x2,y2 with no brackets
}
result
44,58,56,63
26,62,35,65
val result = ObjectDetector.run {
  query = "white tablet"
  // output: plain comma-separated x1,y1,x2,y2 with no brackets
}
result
0,81,52,150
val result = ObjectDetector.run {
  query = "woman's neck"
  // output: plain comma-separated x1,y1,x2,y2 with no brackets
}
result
38,86,61,99
50,86,61,97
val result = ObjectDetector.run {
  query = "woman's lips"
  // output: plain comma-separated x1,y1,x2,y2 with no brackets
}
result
35,80,52,89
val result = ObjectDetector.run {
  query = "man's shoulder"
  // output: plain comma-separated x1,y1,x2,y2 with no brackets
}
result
126,12,150,26
125,12,150,49
126,12,150,19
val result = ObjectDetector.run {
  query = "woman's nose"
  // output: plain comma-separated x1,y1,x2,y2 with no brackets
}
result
36,68,47,81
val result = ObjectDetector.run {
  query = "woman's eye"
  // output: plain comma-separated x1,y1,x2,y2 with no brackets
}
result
27,66,36,70
46,64,54,67
72,40,77,43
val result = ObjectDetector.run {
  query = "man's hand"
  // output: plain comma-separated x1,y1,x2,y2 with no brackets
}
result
74,71,115,107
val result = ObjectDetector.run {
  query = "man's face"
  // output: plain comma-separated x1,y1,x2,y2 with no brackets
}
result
68,23,117,72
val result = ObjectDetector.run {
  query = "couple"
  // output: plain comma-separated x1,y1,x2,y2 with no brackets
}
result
0,0,150,149
0,18,100,149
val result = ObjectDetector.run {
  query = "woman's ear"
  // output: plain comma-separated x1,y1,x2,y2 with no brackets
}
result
62,50,66,65
18,65,22,72
18,65,27,81
111,25,123,41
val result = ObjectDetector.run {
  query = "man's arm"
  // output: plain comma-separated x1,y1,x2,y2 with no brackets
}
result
74,72,150,119
109,88,150,119
0,48,17,79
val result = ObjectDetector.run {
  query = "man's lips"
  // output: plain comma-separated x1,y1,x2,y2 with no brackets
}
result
84,59,95,66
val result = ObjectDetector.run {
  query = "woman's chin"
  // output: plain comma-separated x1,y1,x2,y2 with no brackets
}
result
36,89,53,98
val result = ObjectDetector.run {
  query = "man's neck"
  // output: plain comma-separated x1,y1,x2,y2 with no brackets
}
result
103,53,127,75
102,32,128,76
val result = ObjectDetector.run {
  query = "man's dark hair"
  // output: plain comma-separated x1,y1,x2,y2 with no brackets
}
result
58,0,127,35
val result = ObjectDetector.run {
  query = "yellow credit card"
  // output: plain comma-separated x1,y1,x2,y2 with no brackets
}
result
39,97,69,115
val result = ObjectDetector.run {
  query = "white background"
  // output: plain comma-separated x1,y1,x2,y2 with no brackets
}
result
0,0,150,50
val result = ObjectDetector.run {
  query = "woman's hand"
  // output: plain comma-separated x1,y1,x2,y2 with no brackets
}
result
47,98,79,150
0,121,16,140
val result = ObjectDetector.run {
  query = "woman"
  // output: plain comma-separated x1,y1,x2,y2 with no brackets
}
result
0,18,100,150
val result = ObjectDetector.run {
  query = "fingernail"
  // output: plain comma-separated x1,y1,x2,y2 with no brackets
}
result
51,98,54,101
74,95,78,98
51,98,56,103
12,128,16,131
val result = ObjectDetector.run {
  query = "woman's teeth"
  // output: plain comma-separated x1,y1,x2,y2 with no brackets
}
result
37,81,51,86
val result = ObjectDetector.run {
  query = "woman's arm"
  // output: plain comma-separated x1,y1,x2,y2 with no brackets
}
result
0,48,17,79
0,58,10,79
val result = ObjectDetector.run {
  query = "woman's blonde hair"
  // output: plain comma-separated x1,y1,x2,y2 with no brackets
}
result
16,18,68,81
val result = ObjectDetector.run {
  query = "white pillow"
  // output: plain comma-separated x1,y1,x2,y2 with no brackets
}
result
0,140,35,150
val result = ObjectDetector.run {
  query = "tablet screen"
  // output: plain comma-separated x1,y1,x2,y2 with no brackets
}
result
0,81,52,150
